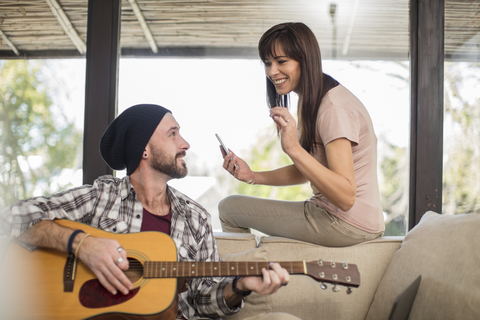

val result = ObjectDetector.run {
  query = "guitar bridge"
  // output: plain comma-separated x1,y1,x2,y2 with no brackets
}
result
63,253,77,292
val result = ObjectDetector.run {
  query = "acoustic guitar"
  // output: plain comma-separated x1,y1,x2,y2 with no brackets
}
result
0,220,360,319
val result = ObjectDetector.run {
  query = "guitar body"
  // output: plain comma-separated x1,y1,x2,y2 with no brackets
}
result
0,220,361,319
0,220,178,320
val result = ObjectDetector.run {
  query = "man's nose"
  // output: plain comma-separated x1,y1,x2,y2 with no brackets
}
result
181,136,190,150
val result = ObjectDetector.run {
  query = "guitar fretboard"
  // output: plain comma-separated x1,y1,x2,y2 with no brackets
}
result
143,261,306,278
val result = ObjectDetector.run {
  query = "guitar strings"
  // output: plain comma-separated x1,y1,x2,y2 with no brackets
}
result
124,260,279,275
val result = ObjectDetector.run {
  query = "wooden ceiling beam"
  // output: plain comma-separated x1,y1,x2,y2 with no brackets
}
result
0,27,20,56
342,0,360,56
45,0,86,54
127,0,158,53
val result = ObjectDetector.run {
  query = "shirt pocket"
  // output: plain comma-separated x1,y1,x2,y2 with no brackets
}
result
99,218,128,233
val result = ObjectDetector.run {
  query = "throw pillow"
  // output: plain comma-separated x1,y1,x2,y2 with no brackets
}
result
365,211,480,320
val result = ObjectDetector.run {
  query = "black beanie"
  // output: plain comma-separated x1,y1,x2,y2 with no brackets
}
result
100,104,171,175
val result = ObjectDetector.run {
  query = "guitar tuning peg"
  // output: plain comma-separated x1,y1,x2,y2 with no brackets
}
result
332,284,340,292
321,282,328,290
346,287,352,295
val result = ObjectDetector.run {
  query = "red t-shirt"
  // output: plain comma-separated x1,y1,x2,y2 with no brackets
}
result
140,207,172,235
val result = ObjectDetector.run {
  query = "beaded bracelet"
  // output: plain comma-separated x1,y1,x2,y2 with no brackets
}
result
67,229,84,255
232,276,252,296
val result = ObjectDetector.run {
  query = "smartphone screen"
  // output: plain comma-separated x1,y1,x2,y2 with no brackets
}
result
215,134,229,154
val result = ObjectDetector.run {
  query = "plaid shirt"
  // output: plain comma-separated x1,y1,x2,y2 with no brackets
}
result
0,175,242,319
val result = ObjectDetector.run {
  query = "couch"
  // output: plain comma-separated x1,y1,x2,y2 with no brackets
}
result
214,211,480,320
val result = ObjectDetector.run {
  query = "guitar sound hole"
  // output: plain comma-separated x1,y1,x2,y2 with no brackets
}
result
124,257,143,283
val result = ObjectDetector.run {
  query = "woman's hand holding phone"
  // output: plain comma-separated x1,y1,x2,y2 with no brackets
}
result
215,134,230,156
216,134,255,184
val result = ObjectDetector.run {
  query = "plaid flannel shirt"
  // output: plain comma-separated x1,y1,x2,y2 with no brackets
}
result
0,175,242,319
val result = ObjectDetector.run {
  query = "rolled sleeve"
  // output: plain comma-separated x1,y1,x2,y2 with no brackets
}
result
0,184,97,238
178,277,243,319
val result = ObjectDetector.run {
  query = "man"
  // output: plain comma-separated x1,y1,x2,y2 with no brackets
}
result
0,104,297,319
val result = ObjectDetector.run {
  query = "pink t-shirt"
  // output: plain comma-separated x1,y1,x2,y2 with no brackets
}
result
309,84,384,233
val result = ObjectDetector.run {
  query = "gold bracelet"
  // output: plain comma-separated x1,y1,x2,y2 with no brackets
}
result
74,233,90,257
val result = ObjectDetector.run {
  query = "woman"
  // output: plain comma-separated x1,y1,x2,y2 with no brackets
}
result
219,22,384,247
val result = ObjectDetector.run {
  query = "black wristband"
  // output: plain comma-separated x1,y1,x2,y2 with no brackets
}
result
232,276,252,296
67,229,84,255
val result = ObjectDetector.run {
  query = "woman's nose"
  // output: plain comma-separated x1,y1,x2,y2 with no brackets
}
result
268,64,278,76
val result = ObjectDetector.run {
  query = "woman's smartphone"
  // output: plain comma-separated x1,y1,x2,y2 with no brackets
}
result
215,134,229,154
216,134,238,168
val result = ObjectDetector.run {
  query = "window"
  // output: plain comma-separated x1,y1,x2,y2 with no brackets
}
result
0,59,85,209
1,1,411,235
116,1,410,234
443,0,480,215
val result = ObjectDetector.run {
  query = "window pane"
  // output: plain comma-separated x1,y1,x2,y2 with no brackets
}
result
443,1,480,215
117,1,410,235
0,59,85,209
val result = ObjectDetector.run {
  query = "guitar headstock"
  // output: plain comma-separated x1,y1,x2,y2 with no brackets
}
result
305,260,360,291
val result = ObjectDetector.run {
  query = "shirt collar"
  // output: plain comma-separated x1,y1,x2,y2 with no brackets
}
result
167,186,187,217
119,175,136,201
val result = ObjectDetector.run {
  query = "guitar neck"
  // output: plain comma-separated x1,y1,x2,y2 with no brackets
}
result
144,261,304,279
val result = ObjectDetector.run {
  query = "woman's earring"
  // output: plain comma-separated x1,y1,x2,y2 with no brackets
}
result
144,153,147,157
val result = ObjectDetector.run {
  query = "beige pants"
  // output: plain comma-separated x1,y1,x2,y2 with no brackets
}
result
219,195,383,247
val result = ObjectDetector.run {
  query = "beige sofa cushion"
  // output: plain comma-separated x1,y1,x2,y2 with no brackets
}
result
226,236,402,320
365,211,480,320
220,247,270,319
214,232,257,258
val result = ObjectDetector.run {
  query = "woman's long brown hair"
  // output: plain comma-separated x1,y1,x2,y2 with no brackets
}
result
258,22,338,153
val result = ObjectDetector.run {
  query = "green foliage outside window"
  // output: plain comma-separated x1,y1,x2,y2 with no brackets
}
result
0,60,82,209
443,62,480,215
234,129,312,202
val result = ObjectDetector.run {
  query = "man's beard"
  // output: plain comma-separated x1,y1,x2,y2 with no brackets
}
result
150,145,188,179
